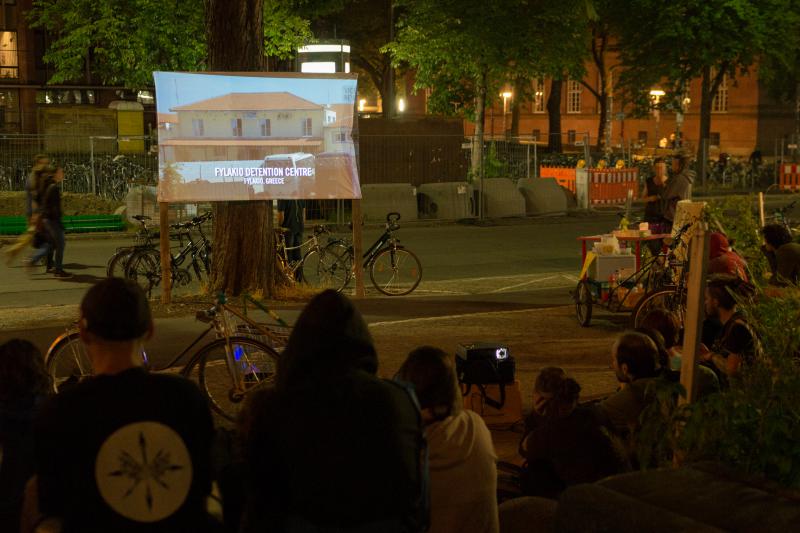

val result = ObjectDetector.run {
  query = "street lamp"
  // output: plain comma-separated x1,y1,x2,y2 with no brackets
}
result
501,91,512,137
649,88,665,148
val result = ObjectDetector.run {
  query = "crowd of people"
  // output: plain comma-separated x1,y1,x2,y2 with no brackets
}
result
0,267,773,533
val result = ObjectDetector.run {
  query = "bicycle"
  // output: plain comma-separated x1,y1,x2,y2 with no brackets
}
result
125,212,213,296
325,212,423,296
273,224,351,291
45,293,287,421
105,214,159,278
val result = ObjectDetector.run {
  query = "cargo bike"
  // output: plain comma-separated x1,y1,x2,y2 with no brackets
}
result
573,223,693,327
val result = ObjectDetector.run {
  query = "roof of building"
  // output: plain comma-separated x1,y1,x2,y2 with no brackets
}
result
171,92,323,112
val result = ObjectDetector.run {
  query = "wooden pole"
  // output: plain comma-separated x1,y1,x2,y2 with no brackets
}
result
159,202,172,304
679,224,709,405
351,199,365,298
758,192,765,227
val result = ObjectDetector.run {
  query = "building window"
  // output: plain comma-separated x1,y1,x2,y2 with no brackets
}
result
712,72,728,113
567,79,581,114
567,130,576,144
532,78,545,113
0,89,20,132
709,132,721,147
0,32,18,79
35,89,94,104
231,118,243,137
334,129,347,143
532,129,541,141
192,119,204,136
638,131,648,145
259,118,271,136
301,117,312,137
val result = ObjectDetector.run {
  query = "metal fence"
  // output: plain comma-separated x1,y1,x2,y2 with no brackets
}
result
0,134,159,200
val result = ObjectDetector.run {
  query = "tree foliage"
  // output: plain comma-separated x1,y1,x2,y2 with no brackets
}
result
611,0,800,157
29,0,207,87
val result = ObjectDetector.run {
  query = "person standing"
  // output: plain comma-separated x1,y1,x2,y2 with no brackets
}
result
277,199,305,273
662,152,695,229
28,167,70,278
641,157,669,234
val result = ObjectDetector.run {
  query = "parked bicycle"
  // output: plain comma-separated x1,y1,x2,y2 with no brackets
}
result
45,293,285,421
326,212,423,296
105,214,158,277
125,212,213,296
273,224,351,291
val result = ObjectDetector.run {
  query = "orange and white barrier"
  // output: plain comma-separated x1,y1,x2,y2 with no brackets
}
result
588,168,639,205
781,164,800,192
539,167,576,193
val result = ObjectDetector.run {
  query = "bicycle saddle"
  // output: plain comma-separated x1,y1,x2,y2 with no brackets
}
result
132,215,151,221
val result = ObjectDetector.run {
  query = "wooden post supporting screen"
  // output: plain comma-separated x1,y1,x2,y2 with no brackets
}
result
159,202,172,304
679,225,709,405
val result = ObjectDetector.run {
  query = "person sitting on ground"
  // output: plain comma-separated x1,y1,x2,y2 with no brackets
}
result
519,368,627,499
239,290,427,533
29,278,218,533
708,232,749,282
396,346,498,533
598,331,661,437
520,366,566,445
700,274,759,381
635,323,720,399
0,340,50,533
761,223,800,286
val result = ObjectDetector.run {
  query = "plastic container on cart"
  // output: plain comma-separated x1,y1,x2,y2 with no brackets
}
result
591,254,637,281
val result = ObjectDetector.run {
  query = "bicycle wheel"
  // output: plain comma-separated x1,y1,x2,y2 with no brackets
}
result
195,337,279,421
301,242,351,292
369,246,422,296
630,288,685,328
106,247,135,278
45,331,91,393
574,280,593,327
126,248,161,296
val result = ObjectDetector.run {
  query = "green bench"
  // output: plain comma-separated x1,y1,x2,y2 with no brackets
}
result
0,215,126,235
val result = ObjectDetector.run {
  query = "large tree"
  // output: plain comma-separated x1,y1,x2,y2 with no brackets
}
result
29,0,207,87
389,0,586,171
612,0,800,175
205,0,276,296
311,0,398,117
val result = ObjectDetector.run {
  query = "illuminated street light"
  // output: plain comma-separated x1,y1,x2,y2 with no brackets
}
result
397,98,406,113
649,88,665,148
501,91,513,137
359,99,366,112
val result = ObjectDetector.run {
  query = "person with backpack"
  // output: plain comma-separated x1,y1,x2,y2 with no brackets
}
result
239,290,427,532
277,199,305,266
396,346,498,533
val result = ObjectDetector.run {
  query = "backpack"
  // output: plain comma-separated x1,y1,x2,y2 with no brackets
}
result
455,343,516,409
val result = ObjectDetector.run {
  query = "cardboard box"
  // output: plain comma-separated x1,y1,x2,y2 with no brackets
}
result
462,380,523,427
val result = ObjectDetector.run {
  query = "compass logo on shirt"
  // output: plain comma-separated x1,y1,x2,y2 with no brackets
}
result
95,421,193,522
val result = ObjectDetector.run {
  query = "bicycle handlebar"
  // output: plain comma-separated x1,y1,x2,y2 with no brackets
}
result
386,212,401,223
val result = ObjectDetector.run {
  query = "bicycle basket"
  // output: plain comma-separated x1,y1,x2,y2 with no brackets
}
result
235,322,292,352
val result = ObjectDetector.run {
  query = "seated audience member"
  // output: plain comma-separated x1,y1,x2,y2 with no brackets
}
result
519,369,627,499
396,346,498,533
239,290,426,533
708,232,749,282
761,223,800,286
700,275,759,380
521,367,566,444
31,278,217,533
635,324,719,398
0,340,50,533
598,332,660,435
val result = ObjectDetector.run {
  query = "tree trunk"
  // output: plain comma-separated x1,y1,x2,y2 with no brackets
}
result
384,0,395,118
472,72,487,177
547,79,563,153
596,87,608,151
207,0,276,297
509,77,526,137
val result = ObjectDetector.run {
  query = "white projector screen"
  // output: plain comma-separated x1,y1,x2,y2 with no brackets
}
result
153,72,359,202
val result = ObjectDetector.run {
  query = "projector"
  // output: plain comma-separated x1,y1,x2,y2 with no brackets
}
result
456,342,515,385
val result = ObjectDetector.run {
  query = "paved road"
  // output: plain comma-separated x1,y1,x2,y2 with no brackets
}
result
0,214,617,308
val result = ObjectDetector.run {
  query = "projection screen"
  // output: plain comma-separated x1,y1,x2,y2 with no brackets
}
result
153,72,359,202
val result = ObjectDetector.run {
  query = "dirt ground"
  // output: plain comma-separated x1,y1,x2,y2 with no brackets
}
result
368,305,622,463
